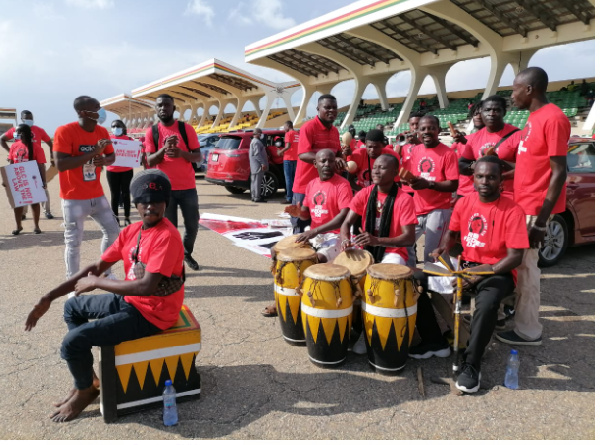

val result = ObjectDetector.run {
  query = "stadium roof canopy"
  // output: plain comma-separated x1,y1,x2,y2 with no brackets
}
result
245,0,595,129
100,94,154,127
125,58,300,131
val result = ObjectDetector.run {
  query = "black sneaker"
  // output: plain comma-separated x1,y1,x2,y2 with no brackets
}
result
503,305,515,320
184,254,200,271
455,362,481,393
408,341,451,359
45,212,54,219
496,330,541,346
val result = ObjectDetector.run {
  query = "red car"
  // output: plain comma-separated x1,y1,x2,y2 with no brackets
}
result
539,137,595,266
205,130,286,198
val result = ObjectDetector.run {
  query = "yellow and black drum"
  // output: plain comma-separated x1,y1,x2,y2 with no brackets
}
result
300,263,353,367
273,247,318,345
362,264,417,373
333,248,374,300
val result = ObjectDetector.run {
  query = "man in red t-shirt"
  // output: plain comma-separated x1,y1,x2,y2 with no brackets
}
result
1,110,55,218
278,121,299,204
496,67,570,347
291,95,345,234
25,170,184,422
53,96,120,282
458,96,520,198
404,115,459,265
411,156,529,393
451,102,484,197
145,94,202,270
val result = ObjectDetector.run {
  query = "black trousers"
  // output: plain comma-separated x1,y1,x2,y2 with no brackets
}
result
106,169,133,218
414,270,514,367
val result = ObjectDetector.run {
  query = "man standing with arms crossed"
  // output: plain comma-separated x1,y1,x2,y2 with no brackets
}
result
250,127,268,203
145,94,202,270
53,96,120,284
279,121,299,204
1,110,55,219
496,67,570,346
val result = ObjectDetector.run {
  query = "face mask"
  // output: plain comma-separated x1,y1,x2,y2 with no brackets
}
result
97,108,107,125
22,119,34,127
14,133,20,140
112,127,123,136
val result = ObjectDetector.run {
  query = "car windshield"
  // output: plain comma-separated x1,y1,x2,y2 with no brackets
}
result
215,136,242,149
567,142,595,173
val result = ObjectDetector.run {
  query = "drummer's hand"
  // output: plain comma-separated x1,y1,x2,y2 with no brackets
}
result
284,203,302,217
295,230,315,244
353,230,377,247
25,296,51,331
334,157,347,172
430,247,445,261
463,264,494,275
341,238,353,251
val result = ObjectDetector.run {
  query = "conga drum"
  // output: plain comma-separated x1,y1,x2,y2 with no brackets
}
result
333,248,374,299
300,264,353,367
272,247,318,345
362,264,417,373
270,234,313,274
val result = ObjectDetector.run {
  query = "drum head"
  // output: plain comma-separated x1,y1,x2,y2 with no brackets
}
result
274,234,311,253
333,248,374,276
277,247,318,262
367,263,413,280
303,263,350,281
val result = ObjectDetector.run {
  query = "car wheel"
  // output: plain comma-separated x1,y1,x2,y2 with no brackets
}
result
261,170,279,198
538,214,568,267
225,186,246,195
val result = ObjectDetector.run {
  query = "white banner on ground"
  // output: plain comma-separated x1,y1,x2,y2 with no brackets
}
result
111,138,142,168
0,161,47,208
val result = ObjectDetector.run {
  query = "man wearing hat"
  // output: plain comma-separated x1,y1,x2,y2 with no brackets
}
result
24,169,185,423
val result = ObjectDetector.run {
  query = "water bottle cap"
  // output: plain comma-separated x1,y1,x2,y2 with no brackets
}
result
510,349,518,354
165,380,172,386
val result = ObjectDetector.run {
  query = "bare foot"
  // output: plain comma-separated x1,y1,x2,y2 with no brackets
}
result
50,386,99,422
53,375,100,407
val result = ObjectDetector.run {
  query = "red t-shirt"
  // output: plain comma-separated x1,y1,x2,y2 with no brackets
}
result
53,122,114,200
513,103,570,215
6,125,51,164
292,117,341,194
405,143,459,215
350,185,418,260
144,122,200,190
450,192,529,282
101,218,184,330
8,141,32,163
356,140,366,150
107,135,135,173
399,142,418,194
349,146,401,188
302,174,353,234
463,124,521,196
283,129,299,161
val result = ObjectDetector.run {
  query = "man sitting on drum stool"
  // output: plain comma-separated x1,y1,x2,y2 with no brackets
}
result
411,156,529,393
340,154,418,353
262,149,353,317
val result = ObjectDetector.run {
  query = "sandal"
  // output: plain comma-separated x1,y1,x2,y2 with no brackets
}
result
34,228,42,234
12,228,23,235
261,304,278,317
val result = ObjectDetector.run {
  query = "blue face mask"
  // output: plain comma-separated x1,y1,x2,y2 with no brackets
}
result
112,127,123,136
97,108,107,125
22,119,34,127
14,133,20,141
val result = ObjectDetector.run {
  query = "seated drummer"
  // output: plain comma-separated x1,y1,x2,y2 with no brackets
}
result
24,170,185,422
410,156,529,394
286,148,353,263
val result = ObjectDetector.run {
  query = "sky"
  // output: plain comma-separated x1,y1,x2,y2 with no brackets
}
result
0,0,595,135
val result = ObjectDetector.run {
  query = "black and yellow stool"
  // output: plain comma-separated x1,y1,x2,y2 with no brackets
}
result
99,305,201,423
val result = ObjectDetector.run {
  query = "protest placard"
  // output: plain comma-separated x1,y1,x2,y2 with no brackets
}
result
0,161,47,208
111,138,142,168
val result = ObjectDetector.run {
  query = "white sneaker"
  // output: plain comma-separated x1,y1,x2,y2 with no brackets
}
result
352,332,368,355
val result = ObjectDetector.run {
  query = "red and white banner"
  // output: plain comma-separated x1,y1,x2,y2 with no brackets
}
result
1,161,47,208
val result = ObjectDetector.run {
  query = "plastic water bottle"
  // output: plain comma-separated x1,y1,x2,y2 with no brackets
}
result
504,349,520,389
162,380,178,426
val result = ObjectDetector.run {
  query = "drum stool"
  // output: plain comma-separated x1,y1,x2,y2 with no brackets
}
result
98,305,201,423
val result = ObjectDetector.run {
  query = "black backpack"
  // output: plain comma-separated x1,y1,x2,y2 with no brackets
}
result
152,121,189,151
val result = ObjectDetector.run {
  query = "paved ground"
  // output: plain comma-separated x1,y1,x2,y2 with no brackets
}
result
0,172,595,439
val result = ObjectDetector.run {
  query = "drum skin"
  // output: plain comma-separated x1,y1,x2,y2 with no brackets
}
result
273,248,318,345
300,264,353,367
362,264,417,373
333,249,373,298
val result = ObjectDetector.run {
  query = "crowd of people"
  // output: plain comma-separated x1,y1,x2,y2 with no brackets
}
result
13,65,572,421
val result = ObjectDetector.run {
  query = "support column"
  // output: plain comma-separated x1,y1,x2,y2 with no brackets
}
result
341,78,369,128
294,86,317,127
507,49,537,77
256,93,276,128
282,94,296,123
394,68,427,129
199,104,210,128
211,101,225,129
250,97,262,121
228,96,244,129
428,63,453,109
369,73,394,111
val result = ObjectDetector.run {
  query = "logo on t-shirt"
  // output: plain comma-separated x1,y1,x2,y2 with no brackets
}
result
464,213,487,248
418,156,436,180
479,142,496,157
79,145,96,153
518,123,532,155
312,191,329,218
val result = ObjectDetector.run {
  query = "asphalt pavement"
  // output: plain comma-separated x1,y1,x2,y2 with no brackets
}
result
0,172,594,440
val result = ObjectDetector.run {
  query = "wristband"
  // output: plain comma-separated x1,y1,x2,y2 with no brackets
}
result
532,224,547,232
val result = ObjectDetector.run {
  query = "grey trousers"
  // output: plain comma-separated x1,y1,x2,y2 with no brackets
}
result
250,171,264,200
414,208,452,265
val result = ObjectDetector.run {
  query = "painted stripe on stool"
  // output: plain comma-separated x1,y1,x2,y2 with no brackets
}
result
116,389,201,410
115,343,201,366
361,301,417,318
300,303,352,318
274,283,299,297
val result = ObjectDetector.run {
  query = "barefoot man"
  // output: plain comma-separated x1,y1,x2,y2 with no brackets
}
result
25,170,185,422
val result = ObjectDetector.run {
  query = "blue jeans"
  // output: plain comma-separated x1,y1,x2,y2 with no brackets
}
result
61,294,160,389
291,192,310,234
164,188,199,256
283,160,297,202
